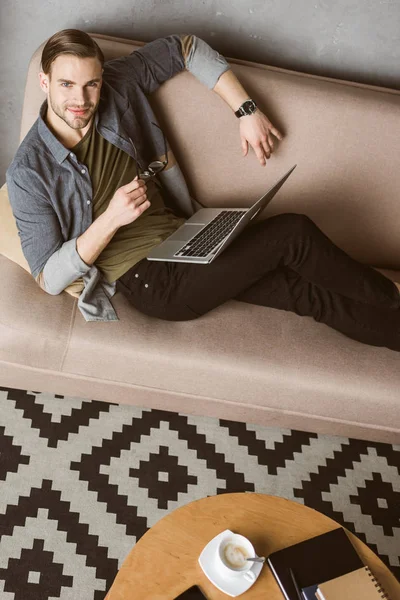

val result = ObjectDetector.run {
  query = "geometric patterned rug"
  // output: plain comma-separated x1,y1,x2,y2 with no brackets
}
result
0,386,399,600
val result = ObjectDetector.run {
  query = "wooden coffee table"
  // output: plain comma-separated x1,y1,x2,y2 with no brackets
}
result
105,493,400,600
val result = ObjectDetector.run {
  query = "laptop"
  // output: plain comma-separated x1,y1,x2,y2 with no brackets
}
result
147,164,296,264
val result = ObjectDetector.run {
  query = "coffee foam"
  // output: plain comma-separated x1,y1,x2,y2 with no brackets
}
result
222,542,250,569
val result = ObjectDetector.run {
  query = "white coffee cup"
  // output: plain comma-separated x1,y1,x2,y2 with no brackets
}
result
215,534,257,582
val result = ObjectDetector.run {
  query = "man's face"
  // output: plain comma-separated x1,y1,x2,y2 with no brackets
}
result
40,54,103,131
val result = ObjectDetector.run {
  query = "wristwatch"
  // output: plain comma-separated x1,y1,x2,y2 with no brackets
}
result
234,99,257,118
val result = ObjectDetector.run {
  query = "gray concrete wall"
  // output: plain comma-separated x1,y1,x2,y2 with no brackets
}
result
1,0,400,184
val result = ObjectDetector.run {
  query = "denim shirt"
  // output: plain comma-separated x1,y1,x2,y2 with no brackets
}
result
6,34,230,321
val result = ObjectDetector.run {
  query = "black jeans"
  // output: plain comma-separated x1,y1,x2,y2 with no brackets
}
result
116,213,400,351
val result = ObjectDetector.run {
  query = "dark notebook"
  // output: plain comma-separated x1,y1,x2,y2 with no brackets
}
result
267,528,364,600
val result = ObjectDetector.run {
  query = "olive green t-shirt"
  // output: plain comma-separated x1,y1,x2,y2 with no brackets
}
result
72,123,185,283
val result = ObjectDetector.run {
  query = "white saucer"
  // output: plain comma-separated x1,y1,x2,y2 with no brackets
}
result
198,530,263,597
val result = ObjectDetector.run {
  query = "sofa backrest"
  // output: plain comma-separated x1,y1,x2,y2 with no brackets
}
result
21,33,400,268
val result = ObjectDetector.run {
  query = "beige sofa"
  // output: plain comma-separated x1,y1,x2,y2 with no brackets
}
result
1,33,400,444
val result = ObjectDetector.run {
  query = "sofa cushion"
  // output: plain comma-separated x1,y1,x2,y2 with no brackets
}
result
0,255,74,370
1,251,399,441
0,184,83,298
0,184,30,273
60,289,400,436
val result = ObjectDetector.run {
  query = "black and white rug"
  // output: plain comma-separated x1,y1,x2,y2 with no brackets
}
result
0,386,399,599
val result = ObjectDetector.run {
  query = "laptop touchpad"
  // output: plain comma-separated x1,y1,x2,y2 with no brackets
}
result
168,224,204,242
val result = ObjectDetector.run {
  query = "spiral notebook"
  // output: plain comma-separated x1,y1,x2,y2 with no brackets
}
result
267,528,364,600
316,566,390,600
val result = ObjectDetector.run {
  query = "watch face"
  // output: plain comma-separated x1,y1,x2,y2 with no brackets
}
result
241,100,256,115
235,99,257,118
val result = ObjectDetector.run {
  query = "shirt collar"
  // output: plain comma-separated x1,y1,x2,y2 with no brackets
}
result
38,101,100,164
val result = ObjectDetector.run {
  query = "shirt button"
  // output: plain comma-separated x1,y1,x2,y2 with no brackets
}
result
134,274,139,278
81,169,86,174
144,283,149,288
69,152,74,158
86,200,91,205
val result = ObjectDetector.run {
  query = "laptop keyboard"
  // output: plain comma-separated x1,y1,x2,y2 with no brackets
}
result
174,210,244,258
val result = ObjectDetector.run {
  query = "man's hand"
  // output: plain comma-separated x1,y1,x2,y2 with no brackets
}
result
106,176,150,228
240,110,283,166
76,176,150,266
212,70,284,166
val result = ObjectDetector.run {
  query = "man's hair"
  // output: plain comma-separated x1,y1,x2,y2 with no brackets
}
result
41,29,105,75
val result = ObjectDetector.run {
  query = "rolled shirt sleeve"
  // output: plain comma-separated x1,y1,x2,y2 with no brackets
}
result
181,35,230,89
106,34,230,94
41,238,91,295
6,168,91,295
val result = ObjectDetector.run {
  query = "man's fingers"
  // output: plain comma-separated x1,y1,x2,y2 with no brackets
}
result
271,126,283,141
127,193,150,218
128,183,147,197
241,137,249,156
132,178,146,189
137,199,151,214
120,177,138,192
257,137,271,160
253,143,267,166
132,189,149,205
261,139,271,160
121,177,146,193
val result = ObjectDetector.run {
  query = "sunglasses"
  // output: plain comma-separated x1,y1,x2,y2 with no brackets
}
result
129,122,168,180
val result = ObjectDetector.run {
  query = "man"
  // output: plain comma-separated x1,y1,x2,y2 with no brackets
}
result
7,29,400,351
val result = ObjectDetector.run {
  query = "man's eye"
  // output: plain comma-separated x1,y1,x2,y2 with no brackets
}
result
88,82,98,87
61,82,71,88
